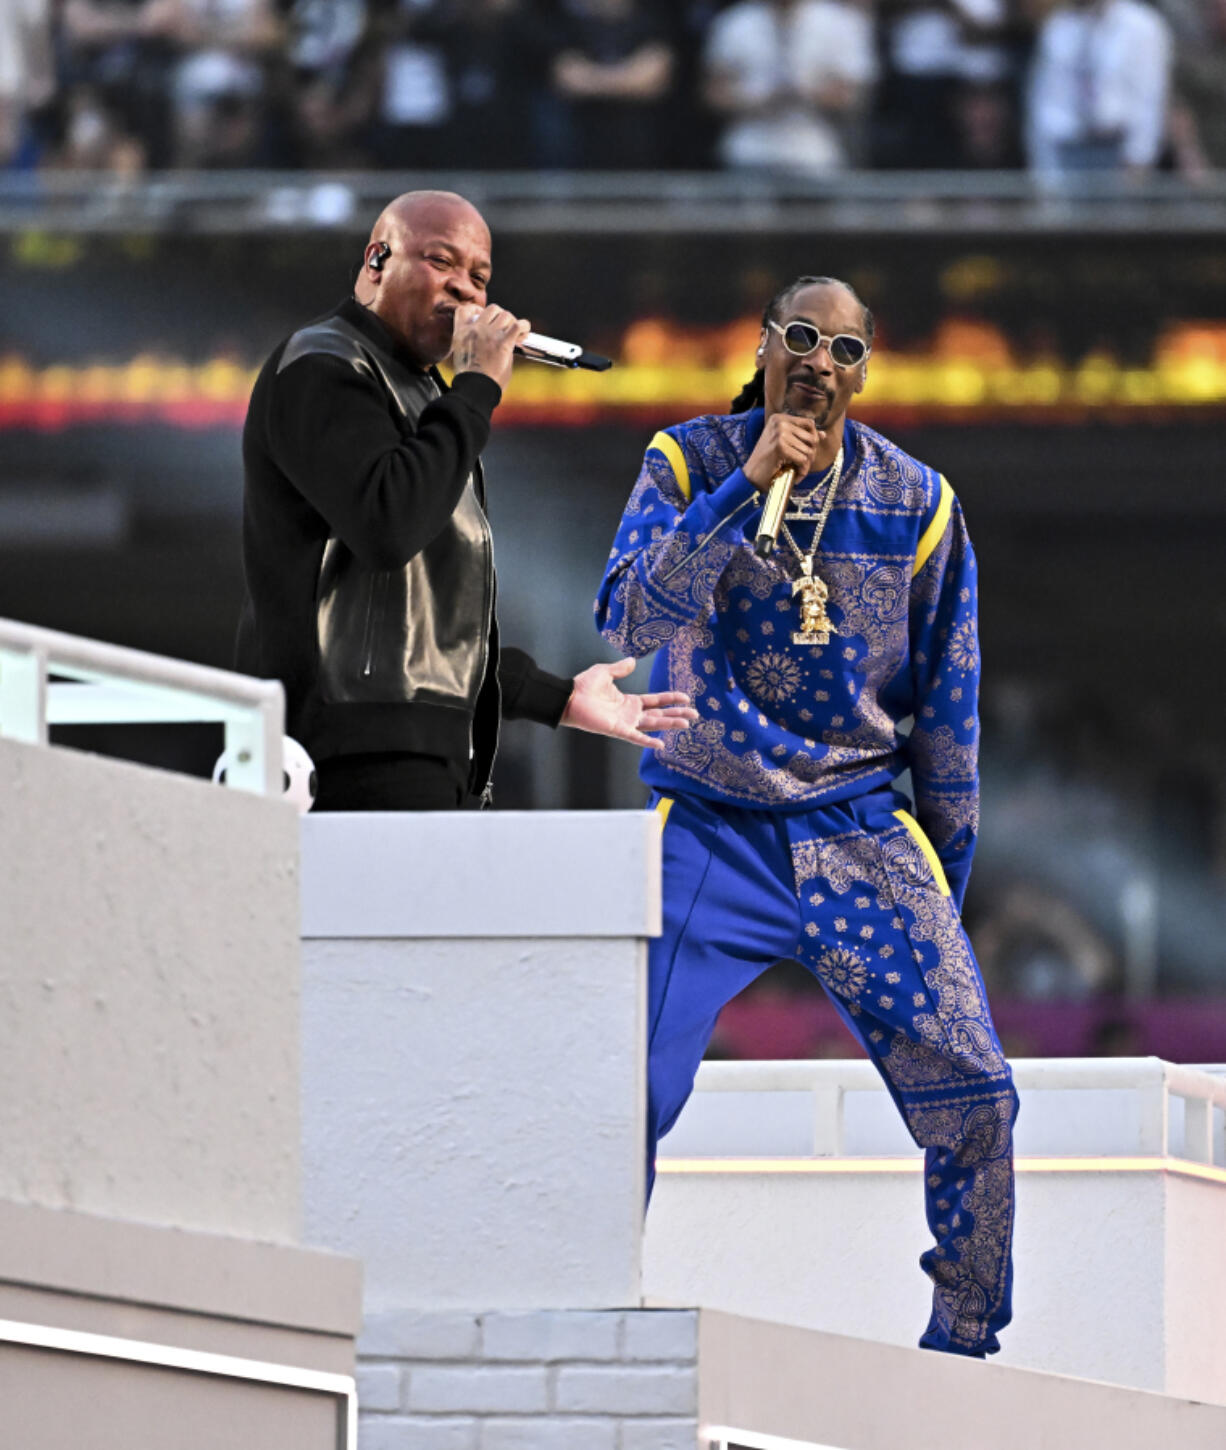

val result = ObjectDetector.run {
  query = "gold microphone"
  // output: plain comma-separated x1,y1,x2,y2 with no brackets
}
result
754,465,796,558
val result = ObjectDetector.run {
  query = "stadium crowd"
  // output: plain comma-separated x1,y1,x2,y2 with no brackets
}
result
1,0,1223,179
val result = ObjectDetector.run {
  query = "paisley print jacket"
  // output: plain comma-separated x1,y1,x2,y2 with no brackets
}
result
595,408,981,906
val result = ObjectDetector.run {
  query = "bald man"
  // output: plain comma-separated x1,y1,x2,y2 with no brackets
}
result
237,190,695,809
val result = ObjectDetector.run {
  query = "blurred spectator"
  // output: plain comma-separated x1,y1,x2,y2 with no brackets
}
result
364,0,453,167
874,0,1016,169
1158,0,1226,177
288,0,552,171
1026,0,1173,181
24,0,1202,176
279,0,380,166
283,0,368,76
660,0,726,167
425,0,553,169
59,0,189,168
545,0,675,169
170,0,282,166
701,0,878,176
53,83,149,169
0,0,54,167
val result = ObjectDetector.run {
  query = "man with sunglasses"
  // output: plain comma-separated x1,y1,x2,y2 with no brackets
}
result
596,275,1017,1359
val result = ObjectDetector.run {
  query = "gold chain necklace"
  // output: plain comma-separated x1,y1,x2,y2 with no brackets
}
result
778,446,843,646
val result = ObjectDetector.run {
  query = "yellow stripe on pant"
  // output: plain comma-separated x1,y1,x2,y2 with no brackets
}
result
892,809,951,896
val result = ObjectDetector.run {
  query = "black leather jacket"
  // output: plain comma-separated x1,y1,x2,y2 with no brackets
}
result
238,300,569,793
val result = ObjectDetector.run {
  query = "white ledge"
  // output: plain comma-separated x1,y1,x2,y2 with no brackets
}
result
300,809,662,939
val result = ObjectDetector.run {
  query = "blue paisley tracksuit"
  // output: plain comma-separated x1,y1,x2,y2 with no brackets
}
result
596,407,1017,1357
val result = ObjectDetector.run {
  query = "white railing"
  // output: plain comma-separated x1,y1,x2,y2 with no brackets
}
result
0,1320,356,1450
0,617,284,796
670,1057,1226,1167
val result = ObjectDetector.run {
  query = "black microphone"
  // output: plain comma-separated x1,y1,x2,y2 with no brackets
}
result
514,332,613,372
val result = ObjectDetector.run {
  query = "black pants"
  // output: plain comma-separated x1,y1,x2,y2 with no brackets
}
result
313,752,470,812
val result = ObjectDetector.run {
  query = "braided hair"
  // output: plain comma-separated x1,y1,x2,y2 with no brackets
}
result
730,275,875,412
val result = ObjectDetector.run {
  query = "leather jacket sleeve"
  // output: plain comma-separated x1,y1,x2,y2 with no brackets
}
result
498,647,572,726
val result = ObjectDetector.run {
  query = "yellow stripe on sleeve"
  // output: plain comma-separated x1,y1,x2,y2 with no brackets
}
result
892,810,951,896
655,795,674,828
912,474,953,578
647,430,692,504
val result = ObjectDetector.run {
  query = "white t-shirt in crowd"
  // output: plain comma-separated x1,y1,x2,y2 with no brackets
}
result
1027,0,1173,172
286,0,368,73
703,0,877,174
889,0,1009,86
174,0,274,107
0,0,51,104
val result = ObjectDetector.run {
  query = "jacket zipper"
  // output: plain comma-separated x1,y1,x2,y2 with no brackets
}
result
469,469,496,793
361,573,382,678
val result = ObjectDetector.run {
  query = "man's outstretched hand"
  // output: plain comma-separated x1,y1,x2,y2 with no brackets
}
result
561,658,698,750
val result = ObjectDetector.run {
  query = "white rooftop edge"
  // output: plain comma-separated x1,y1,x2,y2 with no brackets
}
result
300,809,662,939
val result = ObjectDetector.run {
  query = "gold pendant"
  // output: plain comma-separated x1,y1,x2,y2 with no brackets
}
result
792,562,836,646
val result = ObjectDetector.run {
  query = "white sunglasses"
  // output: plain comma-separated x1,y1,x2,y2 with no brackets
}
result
769,319,870,368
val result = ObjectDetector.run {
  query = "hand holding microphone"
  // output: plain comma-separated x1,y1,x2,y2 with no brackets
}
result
746,412,821,558
451,304,614,390
450,303,532,391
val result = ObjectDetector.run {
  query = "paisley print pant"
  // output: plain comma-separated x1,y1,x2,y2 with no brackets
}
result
647,785,1018,1356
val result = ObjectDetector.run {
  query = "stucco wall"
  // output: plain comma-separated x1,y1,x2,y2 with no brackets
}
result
302,934,646,1311
0,736,301,1241
299,811,657,1313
